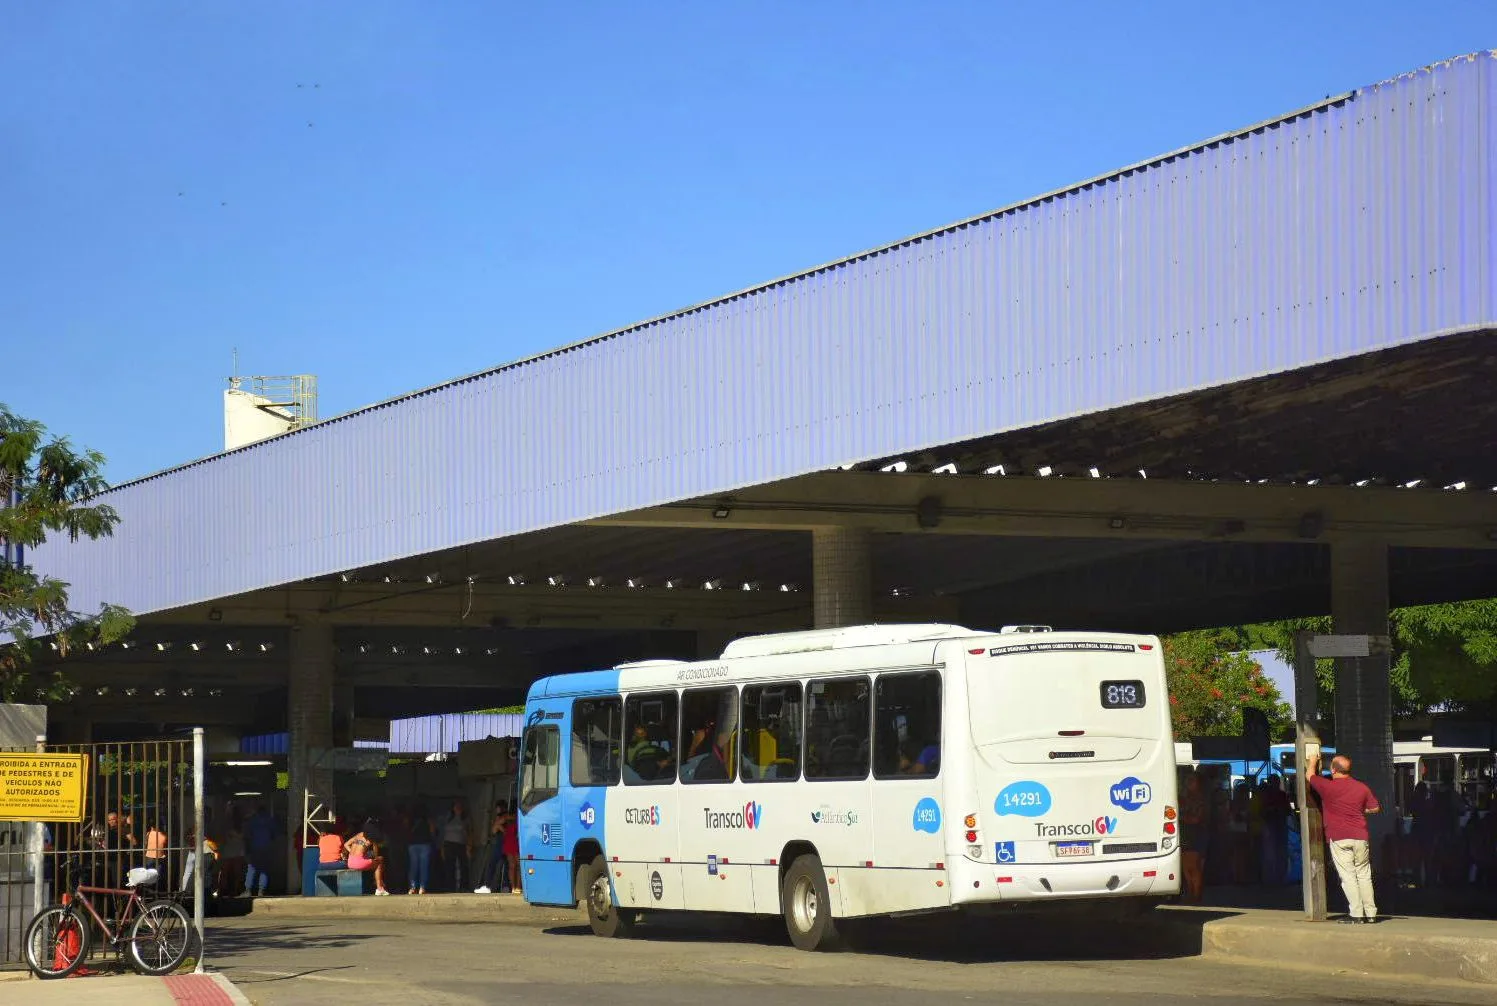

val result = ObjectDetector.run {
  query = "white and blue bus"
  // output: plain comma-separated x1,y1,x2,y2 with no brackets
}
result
518,623,1180,950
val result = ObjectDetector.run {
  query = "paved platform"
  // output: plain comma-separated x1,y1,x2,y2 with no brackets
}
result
1168,907,1497,986
243,892,1497,985
0,971,248,1005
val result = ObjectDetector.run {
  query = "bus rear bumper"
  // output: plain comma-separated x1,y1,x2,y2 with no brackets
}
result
951,851,1182,904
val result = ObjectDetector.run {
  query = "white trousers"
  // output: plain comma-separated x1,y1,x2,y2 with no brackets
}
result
1329,838,1376,919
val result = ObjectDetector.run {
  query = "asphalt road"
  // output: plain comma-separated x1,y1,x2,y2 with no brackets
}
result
203,912,1494,1006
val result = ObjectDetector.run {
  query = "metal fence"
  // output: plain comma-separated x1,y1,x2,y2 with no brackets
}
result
1,731,204,970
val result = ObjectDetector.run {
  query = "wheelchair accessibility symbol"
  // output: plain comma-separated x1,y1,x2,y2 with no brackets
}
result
995,841,1017,864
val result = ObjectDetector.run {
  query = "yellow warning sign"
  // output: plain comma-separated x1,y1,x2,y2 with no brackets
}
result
0,753,90,823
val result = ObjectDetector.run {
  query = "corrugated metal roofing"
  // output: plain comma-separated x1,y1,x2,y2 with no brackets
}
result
237,713,524,756
36,52,1497,617
387,713,524,754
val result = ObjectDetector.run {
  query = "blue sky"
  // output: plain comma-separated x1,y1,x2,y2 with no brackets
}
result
2,2,1492,483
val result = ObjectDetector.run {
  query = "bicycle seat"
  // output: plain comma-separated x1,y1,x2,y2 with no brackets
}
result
126,867,160,888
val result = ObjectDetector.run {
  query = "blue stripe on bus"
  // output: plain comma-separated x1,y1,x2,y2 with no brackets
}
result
521,669,621,907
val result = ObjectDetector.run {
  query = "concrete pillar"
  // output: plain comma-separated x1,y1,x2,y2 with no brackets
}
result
286,622,335,890
1330,542,1394,855
812,526,873,629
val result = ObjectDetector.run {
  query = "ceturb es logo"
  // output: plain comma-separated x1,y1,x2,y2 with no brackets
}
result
625,805,660,826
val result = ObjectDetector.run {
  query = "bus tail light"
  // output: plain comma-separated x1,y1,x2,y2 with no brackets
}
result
965,831,978,843
963,814,977,829
1163,822,1176,835
1163,806,1177,821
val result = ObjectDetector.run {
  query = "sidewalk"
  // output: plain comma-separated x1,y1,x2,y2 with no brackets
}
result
0,971,248,1005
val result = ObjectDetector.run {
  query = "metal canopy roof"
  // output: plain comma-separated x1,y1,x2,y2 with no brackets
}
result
32,52,1497,620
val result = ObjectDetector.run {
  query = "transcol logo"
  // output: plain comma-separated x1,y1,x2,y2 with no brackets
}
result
1109,777,1153,812
704,801,763,830
578,802,597,829
1034,816,1118,838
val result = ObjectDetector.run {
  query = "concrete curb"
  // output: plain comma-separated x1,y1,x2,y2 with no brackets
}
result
209,970,252,1005
245,893,582,925
1191,914,1497,986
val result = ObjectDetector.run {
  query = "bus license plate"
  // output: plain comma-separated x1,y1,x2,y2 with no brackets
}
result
1054,841,1094,858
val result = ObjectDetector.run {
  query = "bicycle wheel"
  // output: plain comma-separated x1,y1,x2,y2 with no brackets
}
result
23,905,91,979
127,899,192,976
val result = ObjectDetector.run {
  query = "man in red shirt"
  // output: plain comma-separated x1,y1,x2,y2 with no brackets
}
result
1307,752,1382,923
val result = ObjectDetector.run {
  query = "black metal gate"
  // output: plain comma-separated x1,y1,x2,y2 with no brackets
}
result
1,732,205,970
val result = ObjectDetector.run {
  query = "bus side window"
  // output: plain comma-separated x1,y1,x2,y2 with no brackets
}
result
804,678,871,782
520,725,561,811
624,692,679,786
741,683,803,782
571,697,623,787
680,686,738,784
874,671,942,779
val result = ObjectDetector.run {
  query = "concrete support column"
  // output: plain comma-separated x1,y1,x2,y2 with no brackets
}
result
1330,542,1394,854
287,622,335,890
812,526,873,629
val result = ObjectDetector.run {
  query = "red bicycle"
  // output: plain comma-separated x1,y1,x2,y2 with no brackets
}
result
23,861,193,979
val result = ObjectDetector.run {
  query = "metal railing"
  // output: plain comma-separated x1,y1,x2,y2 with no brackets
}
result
1,731,204,971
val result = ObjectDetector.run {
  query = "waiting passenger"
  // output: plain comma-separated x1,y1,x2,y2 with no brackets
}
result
345,829,391,896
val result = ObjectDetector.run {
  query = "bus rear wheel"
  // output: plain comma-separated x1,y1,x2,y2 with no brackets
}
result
782,854,842,952
577,855,635,939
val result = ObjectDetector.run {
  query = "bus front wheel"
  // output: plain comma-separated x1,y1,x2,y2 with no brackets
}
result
578,855,635,939
782,855,842,952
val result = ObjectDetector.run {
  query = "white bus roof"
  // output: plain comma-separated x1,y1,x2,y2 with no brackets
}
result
719,624,980,660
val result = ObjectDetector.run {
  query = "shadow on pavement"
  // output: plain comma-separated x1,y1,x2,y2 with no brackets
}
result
206,920,377,957
543,908,1241,964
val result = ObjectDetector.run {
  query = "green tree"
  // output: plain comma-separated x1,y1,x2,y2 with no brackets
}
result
1248,600,1497,718
1163,628,1294,741
0,405,134,702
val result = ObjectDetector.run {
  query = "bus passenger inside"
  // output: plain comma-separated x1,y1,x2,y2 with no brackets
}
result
686,723,731,780
681,688,738,782
625,723,673,781
900,740,939,776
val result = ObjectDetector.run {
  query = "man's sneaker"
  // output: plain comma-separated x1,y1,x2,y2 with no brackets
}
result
474,885,492,894
374,888,390,896
1337,916,1360,924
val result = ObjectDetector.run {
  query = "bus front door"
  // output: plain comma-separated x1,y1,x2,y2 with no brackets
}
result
519,709,573,906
